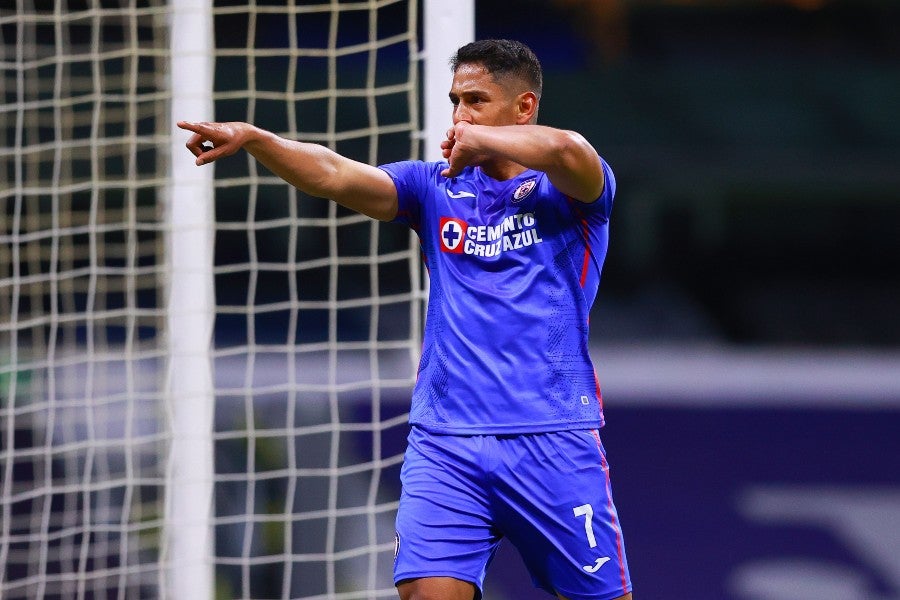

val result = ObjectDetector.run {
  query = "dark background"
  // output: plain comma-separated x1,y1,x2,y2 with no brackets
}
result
476,0,900,348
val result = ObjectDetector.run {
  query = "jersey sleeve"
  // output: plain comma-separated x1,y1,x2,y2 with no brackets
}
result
378,160,433,231
564,157,616,306
579,156,616,220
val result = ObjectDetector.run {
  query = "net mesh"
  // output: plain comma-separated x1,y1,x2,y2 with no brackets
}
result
1,1,170,597
1,0,422,597
208,0,420,597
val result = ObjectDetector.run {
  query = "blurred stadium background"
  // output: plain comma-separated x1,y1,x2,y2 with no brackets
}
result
476,2,900,599
3,0,899,599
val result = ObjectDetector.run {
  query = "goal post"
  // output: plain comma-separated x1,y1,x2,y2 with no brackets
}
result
164,0,215,599
1,0,473,598
423,0,475,162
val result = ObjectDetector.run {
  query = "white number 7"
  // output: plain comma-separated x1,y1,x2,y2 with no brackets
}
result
573,504,597,548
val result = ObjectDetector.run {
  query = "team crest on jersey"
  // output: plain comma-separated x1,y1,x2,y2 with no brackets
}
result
439,217,467,253
512,178,536,203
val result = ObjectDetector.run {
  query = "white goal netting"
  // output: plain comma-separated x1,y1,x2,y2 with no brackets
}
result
1,0,431,597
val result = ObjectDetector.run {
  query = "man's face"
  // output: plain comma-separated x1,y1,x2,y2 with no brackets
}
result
448,62,522,127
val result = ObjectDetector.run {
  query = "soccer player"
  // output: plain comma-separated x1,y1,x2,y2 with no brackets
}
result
180,39,632,600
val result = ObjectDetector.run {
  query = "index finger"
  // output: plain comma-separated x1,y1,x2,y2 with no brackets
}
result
177,120,208,135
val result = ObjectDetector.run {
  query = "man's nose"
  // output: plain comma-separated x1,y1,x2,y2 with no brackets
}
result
453,103,471,123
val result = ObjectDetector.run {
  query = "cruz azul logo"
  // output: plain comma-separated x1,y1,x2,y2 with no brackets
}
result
512,178,536,203
439,213,543,257
439,217,467,253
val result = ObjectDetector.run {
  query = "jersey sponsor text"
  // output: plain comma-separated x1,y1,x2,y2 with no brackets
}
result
440,212,544,256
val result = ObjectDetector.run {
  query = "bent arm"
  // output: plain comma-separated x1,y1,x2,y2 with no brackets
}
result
179,121,398,221
445,123,604,204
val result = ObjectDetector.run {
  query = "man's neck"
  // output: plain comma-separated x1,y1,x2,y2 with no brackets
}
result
478,158,528,182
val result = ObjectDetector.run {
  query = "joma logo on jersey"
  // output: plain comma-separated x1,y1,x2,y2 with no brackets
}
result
439,217,467,253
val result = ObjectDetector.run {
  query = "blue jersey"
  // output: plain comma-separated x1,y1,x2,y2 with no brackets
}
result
381,159,615,434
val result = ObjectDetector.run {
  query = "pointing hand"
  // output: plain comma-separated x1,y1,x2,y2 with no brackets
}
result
178,121,248,166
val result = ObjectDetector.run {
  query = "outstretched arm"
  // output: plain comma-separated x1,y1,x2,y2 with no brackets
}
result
178,121,399,222
441,122,605,204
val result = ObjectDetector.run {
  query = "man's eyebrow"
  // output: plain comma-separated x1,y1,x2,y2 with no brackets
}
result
450,89,489,98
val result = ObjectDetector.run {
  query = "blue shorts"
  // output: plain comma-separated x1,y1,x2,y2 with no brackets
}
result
394,427,632,600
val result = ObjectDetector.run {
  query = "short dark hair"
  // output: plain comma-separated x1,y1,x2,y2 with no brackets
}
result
450,39,543,99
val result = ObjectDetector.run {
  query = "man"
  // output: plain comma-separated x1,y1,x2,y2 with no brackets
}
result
180,39,632,600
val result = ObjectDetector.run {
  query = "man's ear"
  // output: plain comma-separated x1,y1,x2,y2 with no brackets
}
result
515,91,538,124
